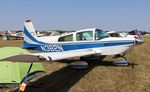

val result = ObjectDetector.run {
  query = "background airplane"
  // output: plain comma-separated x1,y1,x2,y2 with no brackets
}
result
1,31,23,40
107,31,144,44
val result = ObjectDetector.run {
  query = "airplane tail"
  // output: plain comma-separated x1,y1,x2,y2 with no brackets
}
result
23,20,45,48
7,30,13,35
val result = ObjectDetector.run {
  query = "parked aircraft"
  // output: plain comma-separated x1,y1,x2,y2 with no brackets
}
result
0,20,145,66
0,20,142,63
107,31,144,44
1,31,23,40
0,20,144,64
0,20,145,92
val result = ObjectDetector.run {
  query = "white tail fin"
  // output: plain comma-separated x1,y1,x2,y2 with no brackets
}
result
24,20,37,39
23,20,45,48
7,30,13,35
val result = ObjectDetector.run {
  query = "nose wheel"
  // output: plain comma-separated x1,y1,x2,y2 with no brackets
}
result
113,54,137,69
113,53,128,65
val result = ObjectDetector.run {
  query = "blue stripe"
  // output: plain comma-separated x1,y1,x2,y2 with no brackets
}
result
23,41,36,48
23,40,133,52
24,26,46,44
62,41,132,51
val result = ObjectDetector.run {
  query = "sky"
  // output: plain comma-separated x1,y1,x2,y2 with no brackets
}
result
0,0,150,31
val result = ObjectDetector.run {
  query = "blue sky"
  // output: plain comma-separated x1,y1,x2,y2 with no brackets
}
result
0,0,150,31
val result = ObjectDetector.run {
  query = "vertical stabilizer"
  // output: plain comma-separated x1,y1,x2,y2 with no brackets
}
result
7,30,13,35
24,20,37,39
23,20,45,48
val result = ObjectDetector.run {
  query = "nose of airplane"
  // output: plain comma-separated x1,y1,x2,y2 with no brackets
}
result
135,38,144,45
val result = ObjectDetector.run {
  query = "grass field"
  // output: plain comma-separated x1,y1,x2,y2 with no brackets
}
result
0,36,150,92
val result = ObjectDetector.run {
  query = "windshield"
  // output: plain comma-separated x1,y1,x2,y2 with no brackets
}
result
95,29,109,40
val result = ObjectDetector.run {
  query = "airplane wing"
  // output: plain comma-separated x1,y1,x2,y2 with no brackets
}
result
0,49,101,62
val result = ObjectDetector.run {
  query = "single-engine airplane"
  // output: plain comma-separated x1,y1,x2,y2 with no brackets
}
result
0,20,144,92
1,20,144,62
0,20,143,63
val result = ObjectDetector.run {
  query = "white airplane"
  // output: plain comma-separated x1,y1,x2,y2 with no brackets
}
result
107,31,144,44
1,30,23,40
0,20,141,64
36,31,47,37
0,20,143,92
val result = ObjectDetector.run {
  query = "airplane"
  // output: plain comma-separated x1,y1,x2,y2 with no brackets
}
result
0,20,143,64
36,31,47,37
0,20,144,92
1,30,23,40
107,31,144,44
1,20,144,64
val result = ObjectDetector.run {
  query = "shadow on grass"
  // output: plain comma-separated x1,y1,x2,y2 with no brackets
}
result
24,58,136,92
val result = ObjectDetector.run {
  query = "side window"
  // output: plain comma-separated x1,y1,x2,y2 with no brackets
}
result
108,33,121,37
95,29,109,40
58,34,73,42
76,31,93,41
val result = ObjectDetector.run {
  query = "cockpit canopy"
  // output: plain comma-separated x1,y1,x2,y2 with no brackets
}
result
58,28,109,42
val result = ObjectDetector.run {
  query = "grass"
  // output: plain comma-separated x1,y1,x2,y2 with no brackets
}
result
0,35,150,92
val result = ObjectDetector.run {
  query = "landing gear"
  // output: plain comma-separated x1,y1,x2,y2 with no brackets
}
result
114,53,137,68
80,55,105,61
69,61,88,69
69,55,106,69
120,53,128,62
113,54,129,66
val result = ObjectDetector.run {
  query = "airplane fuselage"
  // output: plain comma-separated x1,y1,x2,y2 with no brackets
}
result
23,22,135,56
23,38,134,55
